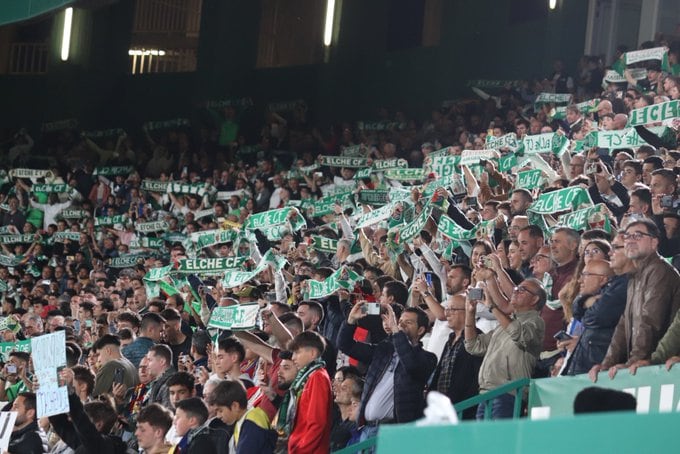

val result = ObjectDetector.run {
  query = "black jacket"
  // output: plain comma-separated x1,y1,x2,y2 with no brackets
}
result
8,421,46,454
48,392,128,454
338,322,437,424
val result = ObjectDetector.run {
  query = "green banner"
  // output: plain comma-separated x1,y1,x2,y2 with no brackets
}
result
394,204,433,245
0,234,37,244
429,155,461,178
221,249,286,288
604,68,646,83
556,203,611,233
318,155,370,168
528,187,592,214
612,46,670,75
166,182,211,197
92,166,134,176
596,126,666,150
372,158,408,171
207,304,260,330
429,147,452,158
534,93,573,105
59,209,90,220
0,255,21,267
95,214,128,227
177,256,247,273
141,180,171,192
628,100,680,127
194,229,240,250
528,365,680,418
31,183,70,193
550,99,599,120
135,221,169,233
498,153,518,172
521,133,569,156
355,203,395,229
50,232,83,243
516,169,543,190
0,340,31,362
460,150,499,166
143,265,174,282
9,169,54,179
383,168,426,181
243,207,305,232
129,237,165,249
107,255,146,268
303,266,361,299
308,191,355,217
485,133,519,150
311,235,338,254
358,190,390,206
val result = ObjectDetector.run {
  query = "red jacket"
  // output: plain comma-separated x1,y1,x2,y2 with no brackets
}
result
288,367,332,454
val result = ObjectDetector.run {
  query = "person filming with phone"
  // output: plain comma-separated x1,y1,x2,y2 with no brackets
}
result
464,278,546,419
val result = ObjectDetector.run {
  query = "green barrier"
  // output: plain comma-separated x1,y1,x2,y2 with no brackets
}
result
528,364,680,418
332,437,377,454
455,377,530,420
377,411,680,453
0,1,74,27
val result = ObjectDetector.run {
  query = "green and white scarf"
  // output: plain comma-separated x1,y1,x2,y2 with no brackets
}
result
276,358,327,437
9,169,54,179
92,166,134,176
318,156,370,168
628,100,680,127
612,46,670,75
303,266,361,299
30,183,70,193
177,256,247,274
527,187,592,215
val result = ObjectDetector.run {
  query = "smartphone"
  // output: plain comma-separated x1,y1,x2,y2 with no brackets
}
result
424,272,433,287
265,291,277,303
553,330,573,342
361,302,381,315
113,367,124,385
467,197,478,208
660,195,675,208
468,288,484,301
482,256,493,268
85,319,93,328
6,364,17,374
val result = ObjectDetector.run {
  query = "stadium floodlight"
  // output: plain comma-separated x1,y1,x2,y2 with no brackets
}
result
61,7,73,61
549,0,557,10
324,0,336,46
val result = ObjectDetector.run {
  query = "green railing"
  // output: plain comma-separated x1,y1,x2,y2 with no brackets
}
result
455,377,531,420
332,377,531,453
332,437,377,454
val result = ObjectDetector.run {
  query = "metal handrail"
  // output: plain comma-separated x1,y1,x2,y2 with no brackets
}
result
455,377,531,419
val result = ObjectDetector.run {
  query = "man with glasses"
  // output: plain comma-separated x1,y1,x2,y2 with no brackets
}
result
464,278,546,419
430,294,482,420
563,259,626,375
589,220,680,382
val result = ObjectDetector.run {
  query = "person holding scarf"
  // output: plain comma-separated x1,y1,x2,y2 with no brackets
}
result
276,331,332,454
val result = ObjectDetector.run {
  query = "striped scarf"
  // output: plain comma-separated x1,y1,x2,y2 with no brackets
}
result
276,358,325,437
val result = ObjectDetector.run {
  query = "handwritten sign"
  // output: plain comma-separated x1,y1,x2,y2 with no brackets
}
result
0,412,17,451
31,331,69,417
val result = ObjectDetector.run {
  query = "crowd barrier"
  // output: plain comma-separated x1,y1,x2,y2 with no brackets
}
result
333,364,680,453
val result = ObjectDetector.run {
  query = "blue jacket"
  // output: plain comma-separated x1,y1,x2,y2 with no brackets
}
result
565,274,628,375
121,336,154,369
338,322,437,424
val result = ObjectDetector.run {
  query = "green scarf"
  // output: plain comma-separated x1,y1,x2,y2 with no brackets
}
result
276,358,326,437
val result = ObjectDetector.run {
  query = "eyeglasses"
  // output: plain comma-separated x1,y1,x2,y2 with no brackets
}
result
531,254,551,262
611,245,625,250
622,231,656,241
513,285,538,296
581,272,607,278
444,307,466,313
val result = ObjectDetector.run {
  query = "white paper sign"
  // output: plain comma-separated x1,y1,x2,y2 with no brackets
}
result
0,411,17,451
31,331,69,417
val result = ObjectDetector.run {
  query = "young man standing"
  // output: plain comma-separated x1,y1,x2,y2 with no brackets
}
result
171,397,217,454
134,404,174,454
208,380,277,454
277,331,332,454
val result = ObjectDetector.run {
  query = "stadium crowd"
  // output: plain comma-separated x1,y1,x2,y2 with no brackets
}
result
1,40,680,454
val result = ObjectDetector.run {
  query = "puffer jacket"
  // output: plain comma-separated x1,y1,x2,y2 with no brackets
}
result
565,274,628,375
602,252,680,367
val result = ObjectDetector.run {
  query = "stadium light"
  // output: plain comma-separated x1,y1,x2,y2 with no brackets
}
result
324,0,336,46
549,0,557,10
61,7,73,61
128,49,167,56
